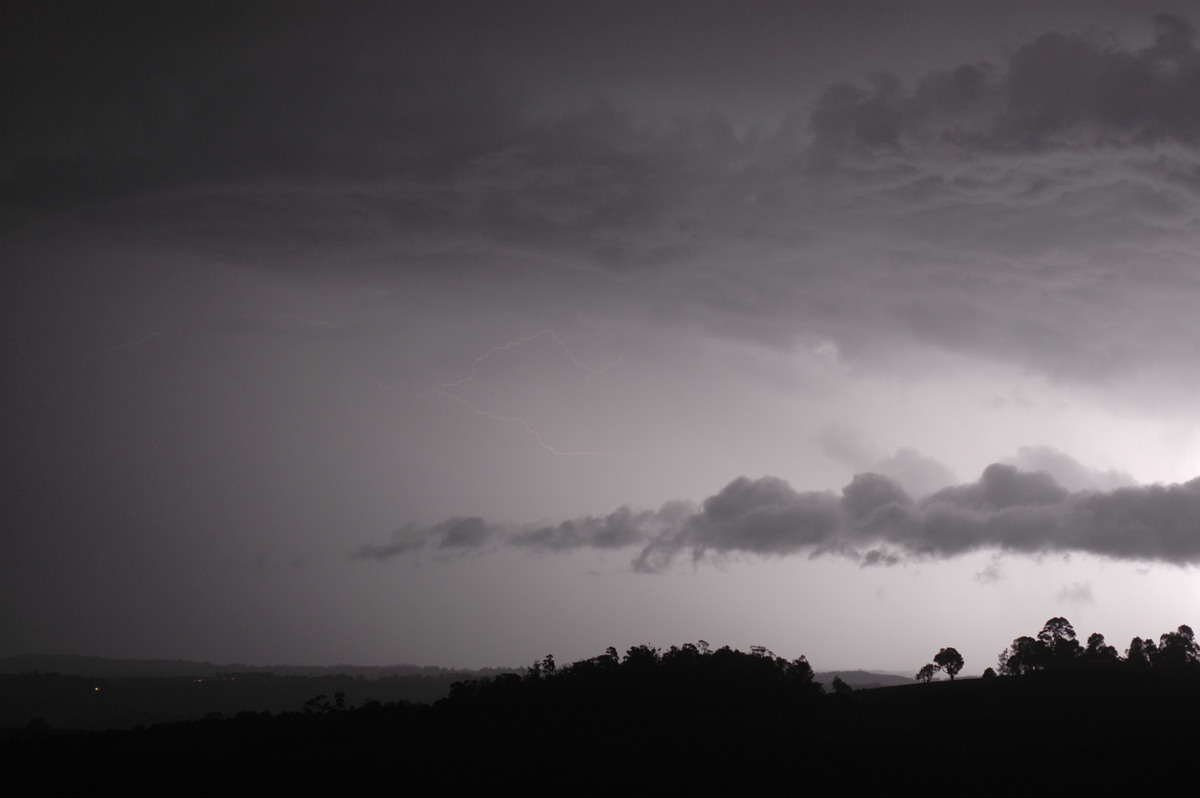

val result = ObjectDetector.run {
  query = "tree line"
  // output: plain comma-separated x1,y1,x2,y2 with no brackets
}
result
995,617,1199,676
443,641,825,717
913,618,1199,683
8,621,1198,792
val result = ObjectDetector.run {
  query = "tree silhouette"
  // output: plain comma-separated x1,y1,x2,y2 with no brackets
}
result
915,663,937,683
999,635,1042,675
934,647,964,680
1083,632,1119,666
996,619,1199,678
1125,637,1155,670
1156,625,1199,671
1038,617,1081,668
301,692,346,714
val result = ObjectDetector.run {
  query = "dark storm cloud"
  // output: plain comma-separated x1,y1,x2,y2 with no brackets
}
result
352,503,696,561
928,464,1070,511
809,13,1200,155
510,503,695,553
357,465,1200,570
17,6,1188,401
871,449,959,498
353,517,501,561
1,0,522,209
633,478,843,573
13,6,1198,227
816,430,959,497
1007,446,1134,492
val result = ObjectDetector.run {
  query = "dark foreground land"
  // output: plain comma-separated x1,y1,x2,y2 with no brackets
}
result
4,642,1198,794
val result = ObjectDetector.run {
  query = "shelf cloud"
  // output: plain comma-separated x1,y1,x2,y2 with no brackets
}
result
356,463,1200,571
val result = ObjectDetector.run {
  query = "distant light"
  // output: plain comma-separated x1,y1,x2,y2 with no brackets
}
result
93,687,100,691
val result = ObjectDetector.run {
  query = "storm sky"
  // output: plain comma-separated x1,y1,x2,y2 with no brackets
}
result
4,0,1199,673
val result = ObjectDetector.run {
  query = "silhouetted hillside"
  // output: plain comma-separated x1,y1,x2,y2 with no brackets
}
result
0,653,513,679
5,621,1196,792
0,671,484,730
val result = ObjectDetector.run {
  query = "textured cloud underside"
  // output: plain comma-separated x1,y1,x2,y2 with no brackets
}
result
355,464,1200,571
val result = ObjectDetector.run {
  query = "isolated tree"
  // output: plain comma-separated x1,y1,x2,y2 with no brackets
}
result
933,647,964,680
832,675,853,694
916,663,937,683
1039,617,1077,645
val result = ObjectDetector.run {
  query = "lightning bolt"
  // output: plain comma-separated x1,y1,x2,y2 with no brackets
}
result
435,392,629,458
378,330,629,458
435,329,621,392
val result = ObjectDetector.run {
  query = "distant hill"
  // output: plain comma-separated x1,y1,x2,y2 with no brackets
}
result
815,669,914,690
0,654,527,729
3,654,911,692
0,653,514,680
9,650,1196,792
2,654,913,691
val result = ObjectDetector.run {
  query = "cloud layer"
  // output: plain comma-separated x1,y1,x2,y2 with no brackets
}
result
356,463,1200,571
12,10,1195,406
6,2,1200,670
809,13,1200,154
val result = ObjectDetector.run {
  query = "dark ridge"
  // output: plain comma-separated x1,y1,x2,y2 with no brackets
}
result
4,622,1196,792
0,653,514,679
